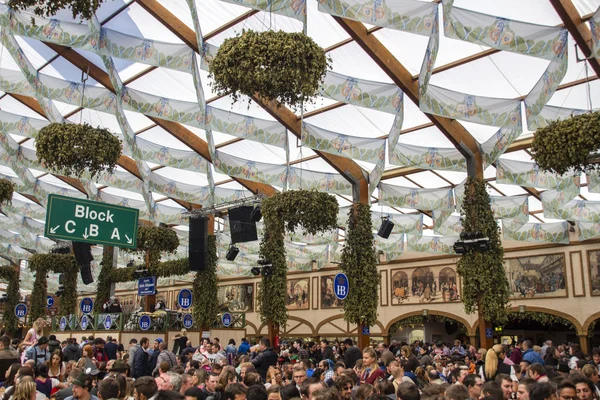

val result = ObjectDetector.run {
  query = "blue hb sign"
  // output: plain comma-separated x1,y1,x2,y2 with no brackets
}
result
80,298,93,314
222,312,232,327
178,289,192,309
46,295,54,308
139,315,151,331
14,303,27,318
138,276,156,296
485,328,493,339
81,315,90,330
59,316,67,331
183,314,193,329
333,273,349,300
104,315,112,330
361,325,370,335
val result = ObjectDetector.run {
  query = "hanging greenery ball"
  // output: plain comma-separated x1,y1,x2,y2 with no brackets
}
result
209,29,331,108
531,111,600,175
0,179,15,205
8,0,106,20
35,122,121,179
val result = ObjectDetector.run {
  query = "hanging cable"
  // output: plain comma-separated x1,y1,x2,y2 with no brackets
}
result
80,66,89,125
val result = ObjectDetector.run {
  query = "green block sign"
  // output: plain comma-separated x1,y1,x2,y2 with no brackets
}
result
44,194,139,249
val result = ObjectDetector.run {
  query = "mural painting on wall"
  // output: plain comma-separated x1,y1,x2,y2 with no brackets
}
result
287,278,310,310
504,254,567,299
390,266,459,305
217,284,254,312
588,251,600,296
321,275,344,309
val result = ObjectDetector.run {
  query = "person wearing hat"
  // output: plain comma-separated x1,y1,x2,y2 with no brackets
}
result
25,336,51,367
64,373,98,400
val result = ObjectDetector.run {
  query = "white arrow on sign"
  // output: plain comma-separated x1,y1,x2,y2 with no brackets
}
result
83,227,89,239
50,225,60,234
125,234,132,244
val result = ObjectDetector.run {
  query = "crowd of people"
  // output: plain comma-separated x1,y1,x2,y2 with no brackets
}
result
0,323,598,400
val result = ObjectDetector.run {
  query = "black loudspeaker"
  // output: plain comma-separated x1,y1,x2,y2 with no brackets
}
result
229,206,258,244
73,242,94,284
445,320,458,335
377,219,394,239
189,217,208,271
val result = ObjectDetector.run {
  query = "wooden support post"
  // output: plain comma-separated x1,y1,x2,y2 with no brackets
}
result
478,310,493,349
268,321,279,350
144,251,156,312
358,324,370,350
578,334,589,354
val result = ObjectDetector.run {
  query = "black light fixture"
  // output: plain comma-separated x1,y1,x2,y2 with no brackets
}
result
55,284,65,297
249,206,262,222
251,267,261,276
453,231,490,255
568,221,576,233
127,260,135,268
377,217,394,239
0,294,8,303
226,245,239,261
261,266,272,277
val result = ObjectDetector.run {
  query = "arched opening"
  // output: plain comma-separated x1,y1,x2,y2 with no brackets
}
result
489,309,580,347
387,312,472,344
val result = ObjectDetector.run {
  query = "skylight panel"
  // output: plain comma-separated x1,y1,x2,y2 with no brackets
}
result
105,2,183,43
572,0,599,17
127,68,198,102
122,110,155,132
112,58,151,83
398,125,453,147
38,174,77,190
306,106,393,139
136,125,193,151
0,96,46,118
435,170,468,186
41,57,99,84
453,0,563,26
67,109,122,135
371,28,429,76
328,41,393,82
296,158,338,174
101,186,145,201
402,98,433,131
219,139,286,163
458,120,506,144
195,0,256,37
410,171,453,188
74,49,108,75
306,0,351,49
490,182,528,196
153,167,209,187
155,0,193,30
548,79,600,110
13,36,57,70
210,95,281,121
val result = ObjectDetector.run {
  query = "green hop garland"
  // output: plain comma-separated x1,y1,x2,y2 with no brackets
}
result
35,122,121,179
193,235,219,328
209,30,331,108
509,311,575,331
456,177,510,324
258,190,338,327
0,179,15,205
531,111,600,175
0,266,19,333
28,254,79,321
340,204,378,327
389,315,468,335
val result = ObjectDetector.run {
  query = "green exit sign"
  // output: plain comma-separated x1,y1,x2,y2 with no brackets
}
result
44,194,139,249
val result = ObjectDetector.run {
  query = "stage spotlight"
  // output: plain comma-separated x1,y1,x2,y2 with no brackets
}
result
251,267,261,276
127,260,135,268
261,266,272,277
377,217,394,239
226,245,239,261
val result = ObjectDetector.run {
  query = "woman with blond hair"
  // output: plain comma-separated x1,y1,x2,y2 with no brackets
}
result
12,380,36,400
265,366,282,389
361,347,385,385
480,344,517,382
22,319,45,348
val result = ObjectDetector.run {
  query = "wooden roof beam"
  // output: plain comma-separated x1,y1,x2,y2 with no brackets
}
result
550,0,600,79
334,17,483,179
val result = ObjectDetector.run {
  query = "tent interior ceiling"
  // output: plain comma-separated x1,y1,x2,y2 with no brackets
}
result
0,0,596,292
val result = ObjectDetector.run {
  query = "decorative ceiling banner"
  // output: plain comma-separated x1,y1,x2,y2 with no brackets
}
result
490,194,529,218
287,229,339,245
371,211,424,236
219,0,307,24
153,203,188,226
320,71,403,115
318,0,437,36
543,199,600,222
0,110,49,138
287,167,352,195
96,191,151,221
3,198,46,220
496,158,580,191
540,187,581,211
588,171,600,194
148,171,213,206
432,210,462,236
526,105,587,130
390,142,467,171
301,123,385,192
214,187,253,206
406,235,457,254
216,262,254,277
577,221,600,241
379,182,455,211
503,221,569,244
0,228,53,252
374,233,405,261
0,243,31,259
213,150,288,187
206,107,287,148
7,214,45,237
590,6,600,60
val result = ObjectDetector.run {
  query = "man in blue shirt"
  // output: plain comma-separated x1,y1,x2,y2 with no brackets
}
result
522,340,544,365
238,338,250,355
450,340,466,357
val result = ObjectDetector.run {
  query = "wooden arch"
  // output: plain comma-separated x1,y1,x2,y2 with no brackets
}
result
582,312,600,334
258,316,316,337
384,310,476,337
315,315,386,337
508,306,584,335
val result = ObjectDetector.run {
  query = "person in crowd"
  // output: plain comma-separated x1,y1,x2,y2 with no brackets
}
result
132,338,150,379
463,374,483,400
24,337,50,368
522,341,544,366
250,339,277,382
65,373,98,400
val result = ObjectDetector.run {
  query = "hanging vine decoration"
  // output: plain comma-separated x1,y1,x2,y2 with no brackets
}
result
0,266,19,333
588,319,597,338
93,248,115,313
456,177,510,325
508,311,575,331
340,204,378,327
8,0,106,20
389,315,468,335
28,254,79,321
193,235,219,328
258,190,338,327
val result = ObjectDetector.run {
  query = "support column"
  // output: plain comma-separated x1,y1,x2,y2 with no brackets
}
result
358,324,370,350
268,322,279,350
478,310,493,349
109,246,118,298
144,251,156,312
578,334,589,354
